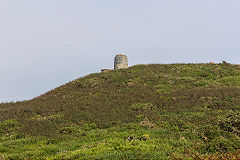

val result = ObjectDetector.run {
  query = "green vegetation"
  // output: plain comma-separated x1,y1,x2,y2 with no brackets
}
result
0,62,240,159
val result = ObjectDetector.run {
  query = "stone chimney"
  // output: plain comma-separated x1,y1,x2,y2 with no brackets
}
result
114,54,128,70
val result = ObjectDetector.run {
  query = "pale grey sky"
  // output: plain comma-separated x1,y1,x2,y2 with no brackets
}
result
1,0,240,102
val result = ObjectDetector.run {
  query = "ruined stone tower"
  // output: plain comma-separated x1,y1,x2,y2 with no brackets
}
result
114,54,128,70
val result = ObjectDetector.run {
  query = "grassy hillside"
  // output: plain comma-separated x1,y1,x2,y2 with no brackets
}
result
0,62,240,159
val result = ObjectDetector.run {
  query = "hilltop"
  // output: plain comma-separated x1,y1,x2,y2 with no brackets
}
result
0,63,240,159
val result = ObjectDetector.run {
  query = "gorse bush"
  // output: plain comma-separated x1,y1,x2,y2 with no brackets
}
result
131,102,157,111
0,63,240,159
218,113,240,135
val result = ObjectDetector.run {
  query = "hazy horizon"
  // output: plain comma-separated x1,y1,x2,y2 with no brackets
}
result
1,0,240,102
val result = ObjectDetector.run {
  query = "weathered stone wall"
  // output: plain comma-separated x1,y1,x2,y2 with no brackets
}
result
114,54,128,70
101,69,113,72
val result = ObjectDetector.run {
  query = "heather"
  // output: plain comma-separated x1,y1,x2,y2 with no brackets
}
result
0,62,240,159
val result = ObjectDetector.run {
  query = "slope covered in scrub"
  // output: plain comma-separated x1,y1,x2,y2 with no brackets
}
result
0,63,240,159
